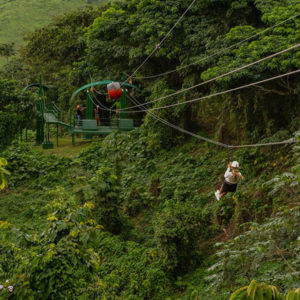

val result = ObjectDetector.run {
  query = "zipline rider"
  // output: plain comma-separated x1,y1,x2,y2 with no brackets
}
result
215,161,244,200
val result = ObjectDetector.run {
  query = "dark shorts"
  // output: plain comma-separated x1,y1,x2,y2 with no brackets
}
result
222,181,237,193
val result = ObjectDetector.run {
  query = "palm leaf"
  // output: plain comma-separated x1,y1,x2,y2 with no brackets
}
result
247,280,257,297
229,286,248,300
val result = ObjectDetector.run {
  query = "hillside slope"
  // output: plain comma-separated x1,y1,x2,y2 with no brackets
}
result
0,0,105,51
0,131,299,299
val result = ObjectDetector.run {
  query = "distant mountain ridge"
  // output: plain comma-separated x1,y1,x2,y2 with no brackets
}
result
0,0,105,47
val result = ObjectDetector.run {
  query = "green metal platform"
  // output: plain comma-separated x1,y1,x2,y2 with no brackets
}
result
68,119,134,135
70,126,116,135
24,75,140,149
43,110,135,146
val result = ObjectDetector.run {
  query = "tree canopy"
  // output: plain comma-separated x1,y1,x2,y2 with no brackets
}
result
5,0,297,144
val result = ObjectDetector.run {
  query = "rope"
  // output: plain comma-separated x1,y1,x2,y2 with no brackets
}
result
89,72,109,96
88,72,112,110
127,94,297,148
91,91,144,116
90,92,112,111
88,89,297,148
129,13,300,80
121,44,300,111
126,0,197,81
93,89,108,96
141,69,300,112
85,14,299,148
110,69,300,114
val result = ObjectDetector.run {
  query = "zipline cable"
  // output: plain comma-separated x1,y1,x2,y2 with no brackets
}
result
90,92,112,111
88,78,298,148
90,91,145,117
89,72,109,96
120,44,300,111
127,95,297,148
126,0,197,81
94,89,108,96
128,12,300,80
128,69,300,113
97,69,300,114
91,70,300,116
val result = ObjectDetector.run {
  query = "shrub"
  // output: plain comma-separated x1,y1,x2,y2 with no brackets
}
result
13,187,103,299
153,200,204,274
0,158,9,189
229,280,280,300
206,207,300,293
89,166,123,234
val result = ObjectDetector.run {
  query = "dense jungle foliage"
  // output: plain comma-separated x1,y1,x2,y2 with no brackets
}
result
0,0,299,299
0,134,299,299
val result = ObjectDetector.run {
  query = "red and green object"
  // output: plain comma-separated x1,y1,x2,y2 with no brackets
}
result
107,82,122,100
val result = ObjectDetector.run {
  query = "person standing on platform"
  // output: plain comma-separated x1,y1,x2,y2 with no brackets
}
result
76,105,86,127
94,105,101,126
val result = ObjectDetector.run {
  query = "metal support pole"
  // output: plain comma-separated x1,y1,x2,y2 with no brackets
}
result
84,90,94,139
47,123,50,142
56,124,59,147
35,74,45,145
86,90,93,120
120,73,127,119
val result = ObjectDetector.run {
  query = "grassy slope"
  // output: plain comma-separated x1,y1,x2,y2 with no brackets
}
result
0,0,105,65
0,0,105,45
33,137,93,157
0,134,298,298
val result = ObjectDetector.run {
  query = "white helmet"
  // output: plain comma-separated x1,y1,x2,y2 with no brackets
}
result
232,161,239,168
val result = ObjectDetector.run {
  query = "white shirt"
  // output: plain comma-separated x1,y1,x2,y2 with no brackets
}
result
224,168,242,184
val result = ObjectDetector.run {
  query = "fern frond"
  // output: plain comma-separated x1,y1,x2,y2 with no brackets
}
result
0,173,7,189
286,288,300,300
229,286,248,300
271,285,279,298
265,288,273,300
0,158,8,167
257,288,264,300
247,280,257,297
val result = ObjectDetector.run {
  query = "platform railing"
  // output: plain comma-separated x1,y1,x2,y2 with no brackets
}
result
72,114,117,128
45,102,68,124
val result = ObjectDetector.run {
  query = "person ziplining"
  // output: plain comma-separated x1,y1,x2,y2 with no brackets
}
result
215,161,244,200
